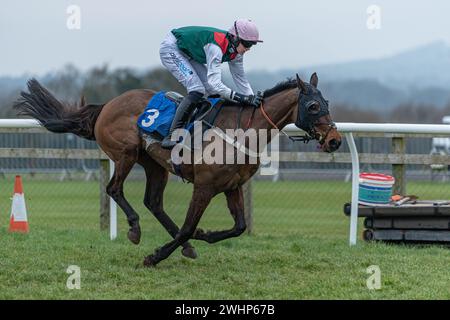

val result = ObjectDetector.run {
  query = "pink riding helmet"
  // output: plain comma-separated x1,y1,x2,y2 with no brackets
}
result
228,19,263,43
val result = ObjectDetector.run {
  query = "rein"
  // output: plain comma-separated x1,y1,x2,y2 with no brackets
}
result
259,101,314,143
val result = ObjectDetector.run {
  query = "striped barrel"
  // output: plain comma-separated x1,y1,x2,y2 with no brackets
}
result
358,173,395,206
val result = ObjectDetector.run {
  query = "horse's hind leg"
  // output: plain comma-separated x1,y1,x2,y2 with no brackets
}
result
144,186,214,267
138,154,197,259
107,149,141,244
192,186,246,243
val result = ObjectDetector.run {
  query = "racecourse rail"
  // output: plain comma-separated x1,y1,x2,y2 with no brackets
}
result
3,119,450,245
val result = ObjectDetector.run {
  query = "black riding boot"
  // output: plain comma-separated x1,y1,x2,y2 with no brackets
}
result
161,91,203,149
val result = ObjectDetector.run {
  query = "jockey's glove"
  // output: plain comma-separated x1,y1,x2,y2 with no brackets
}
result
231,91,263,108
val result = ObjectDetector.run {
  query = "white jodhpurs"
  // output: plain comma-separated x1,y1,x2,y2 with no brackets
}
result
159,32,207,95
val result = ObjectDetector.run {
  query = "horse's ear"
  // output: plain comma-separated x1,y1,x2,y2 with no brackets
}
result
310,72,318,88
79,95,86,107
296,73,307,93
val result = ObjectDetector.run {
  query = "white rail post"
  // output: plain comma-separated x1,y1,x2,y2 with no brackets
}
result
109,159,117,240
345,132,360,246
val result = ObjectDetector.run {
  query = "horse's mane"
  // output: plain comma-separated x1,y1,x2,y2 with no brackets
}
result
263,78,298,98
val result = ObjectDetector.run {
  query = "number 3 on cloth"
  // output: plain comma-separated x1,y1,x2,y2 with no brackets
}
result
141,109,160,128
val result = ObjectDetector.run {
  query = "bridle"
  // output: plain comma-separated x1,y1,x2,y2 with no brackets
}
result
259,89,336,144
313,120,337,145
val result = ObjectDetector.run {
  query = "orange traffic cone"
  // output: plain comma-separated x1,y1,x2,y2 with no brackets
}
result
9,175,29,233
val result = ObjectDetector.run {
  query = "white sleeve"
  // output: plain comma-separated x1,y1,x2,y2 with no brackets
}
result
204,43,233,99
228,54,254,95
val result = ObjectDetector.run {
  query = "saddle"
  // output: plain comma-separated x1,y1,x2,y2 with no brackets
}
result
139,91,244,150
165,91,220,125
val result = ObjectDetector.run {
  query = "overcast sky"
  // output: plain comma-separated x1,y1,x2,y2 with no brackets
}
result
1,0,449,77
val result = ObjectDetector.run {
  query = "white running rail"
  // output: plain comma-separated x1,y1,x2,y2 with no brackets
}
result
4,119,450,244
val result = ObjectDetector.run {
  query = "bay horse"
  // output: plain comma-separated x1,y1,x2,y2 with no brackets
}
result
14,73,341,267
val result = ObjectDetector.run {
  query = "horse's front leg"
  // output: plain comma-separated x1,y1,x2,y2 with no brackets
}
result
193,186,246,244
139,155,197,259
143,187,214,267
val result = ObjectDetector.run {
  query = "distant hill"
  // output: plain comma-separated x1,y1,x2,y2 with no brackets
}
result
0,76,28,95
224,41,450,110
2,41,450,113
302,40,450,90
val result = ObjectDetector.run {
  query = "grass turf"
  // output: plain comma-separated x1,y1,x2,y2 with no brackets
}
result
1,177,450,299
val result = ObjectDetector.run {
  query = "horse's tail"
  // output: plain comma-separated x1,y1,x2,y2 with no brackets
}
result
14,78,104,141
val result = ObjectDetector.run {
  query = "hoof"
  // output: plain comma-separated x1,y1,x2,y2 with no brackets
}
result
143,255,157,268
128,226,141,245
182,246,198,259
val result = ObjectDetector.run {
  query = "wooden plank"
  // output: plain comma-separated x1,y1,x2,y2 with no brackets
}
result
345,203,450,217
4,148,450,165
278,152,450,165
404,230,450,242
365,217,450,230
2,149,450,165
0,128,48,133
394,218,450,229
374,205,437,216
392,137,406,195
371,229,450,242
365,218,392,229
351,132,450,138
0,148,109,159
372,229,404,241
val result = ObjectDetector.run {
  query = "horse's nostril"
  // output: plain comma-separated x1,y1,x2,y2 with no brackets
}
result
329,139,341,151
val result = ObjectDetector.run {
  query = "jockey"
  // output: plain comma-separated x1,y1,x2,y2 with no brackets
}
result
159,19,264,149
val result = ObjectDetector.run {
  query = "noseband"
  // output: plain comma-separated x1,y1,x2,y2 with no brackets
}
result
313,121,337,145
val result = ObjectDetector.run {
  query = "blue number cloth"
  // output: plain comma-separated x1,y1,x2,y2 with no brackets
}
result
137,91,220,137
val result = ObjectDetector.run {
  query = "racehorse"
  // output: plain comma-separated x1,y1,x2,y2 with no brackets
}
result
14,72,342,267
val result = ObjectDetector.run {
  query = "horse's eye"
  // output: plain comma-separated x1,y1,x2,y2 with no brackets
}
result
307,101,320,115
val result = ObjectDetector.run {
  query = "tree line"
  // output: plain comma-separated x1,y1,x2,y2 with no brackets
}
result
1,64,450,124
